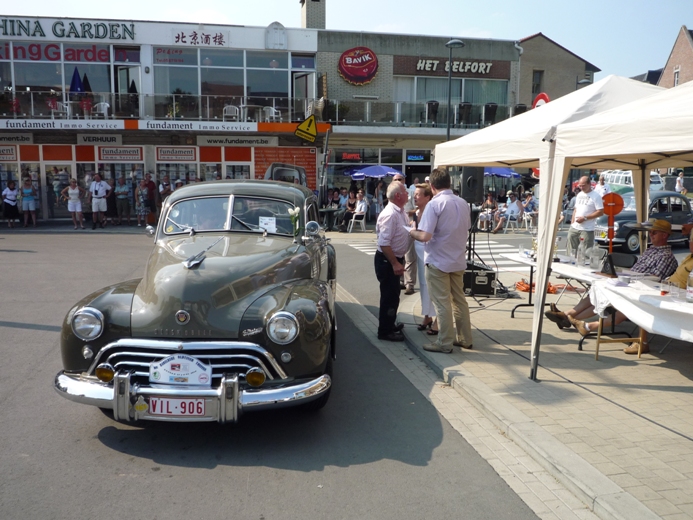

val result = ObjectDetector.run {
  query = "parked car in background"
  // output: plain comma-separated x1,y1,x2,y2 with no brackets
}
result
594,190,692,253
55,180,337,423
599,169,664,193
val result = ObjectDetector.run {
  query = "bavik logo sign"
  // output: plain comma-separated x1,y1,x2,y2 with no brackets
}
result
338,47,378,85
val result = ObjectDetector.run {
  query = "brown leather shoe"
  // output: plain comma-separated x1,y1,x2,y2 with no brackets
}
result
624,342,649,355
544,310,571,329
568,317,590,336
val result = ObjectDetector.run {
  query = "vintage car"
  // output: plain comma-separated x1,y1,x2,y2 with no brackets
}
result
594,190,693,253
55,180,337,423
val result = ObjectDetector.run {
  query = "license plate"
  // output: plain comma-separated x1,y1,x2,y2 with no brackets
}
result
599,231,607,239
149,397,205,416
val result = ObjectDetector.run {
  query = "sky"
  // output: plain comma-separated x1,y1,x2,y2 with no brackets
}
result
2,0,689,79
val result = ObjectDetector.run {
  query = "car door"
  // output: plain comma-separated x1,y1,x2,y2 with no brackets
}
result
669,195,693,242
305,199,328,281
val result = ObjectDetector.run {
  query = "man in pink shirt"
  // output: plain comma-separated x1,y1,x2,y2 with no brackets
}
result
374,181,412,341
410,168,473,352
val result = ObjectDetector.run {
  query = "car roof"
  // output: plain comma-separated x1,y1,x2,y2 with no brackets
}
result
166,180,314,205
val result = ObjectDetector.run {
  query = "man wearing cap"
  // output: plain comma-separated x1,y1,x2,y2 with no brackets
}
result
491,191,523,233
88,172,111,229
567,175,604,255
546,219,678,353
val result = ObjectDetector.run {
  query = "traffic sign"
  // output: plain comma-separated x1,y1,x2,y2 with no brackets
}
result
532,92,550,109
295,115,317,143
602,192,624,253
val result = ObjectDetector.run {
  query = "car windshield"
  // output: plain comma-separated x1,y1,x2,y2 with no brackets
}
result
164,195,296,236
621,193,638,212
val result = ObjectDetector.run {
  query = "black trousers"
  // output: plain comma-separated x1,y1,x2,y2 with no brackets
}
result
374,250,403,336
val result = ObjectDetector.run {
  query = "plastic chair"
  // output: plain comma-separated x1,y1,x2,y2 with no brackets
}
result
263,106,282,122
91,102,110,119
503,215,519,233
51,101,70,119
347,212,366,233
522,212,535,232
222,105,240,121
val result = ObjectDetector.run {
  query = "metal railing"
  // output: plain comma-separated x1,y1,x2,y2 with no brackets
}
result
0,89,512,128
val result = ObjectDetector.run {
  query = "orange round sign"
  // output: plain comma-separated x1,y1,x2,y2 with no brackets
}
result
602,192,624,217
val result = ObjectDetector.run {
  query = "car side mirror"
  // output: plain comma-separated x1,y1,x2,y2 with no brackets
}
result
145,225,156,238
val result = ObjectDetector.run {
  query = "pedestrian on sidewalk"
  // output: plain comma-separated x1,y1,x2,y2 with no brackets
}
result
374,180,411,342
412,182,437,334
88,173,111,229
2,180,19,228
60,178,86,229
410,168,473,352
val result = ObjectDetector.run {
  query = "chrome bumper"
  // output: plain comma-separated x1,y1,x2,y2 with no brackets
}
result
55,370,331,423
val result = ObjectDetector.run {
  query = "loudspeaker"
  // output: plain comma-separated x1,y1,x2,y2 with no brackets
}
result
460,167,484,205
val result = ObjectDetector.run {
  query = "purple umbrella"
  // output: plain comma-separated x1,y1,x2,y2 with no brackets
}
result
69,67,84,94
348,165,402,180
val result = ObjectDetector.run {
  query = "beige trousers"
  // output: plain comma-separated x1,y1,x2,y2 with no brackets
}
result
425,264,473,348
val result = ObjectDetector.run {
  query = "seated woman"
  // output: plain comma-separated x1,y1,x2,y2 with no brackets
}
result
478,193,497,231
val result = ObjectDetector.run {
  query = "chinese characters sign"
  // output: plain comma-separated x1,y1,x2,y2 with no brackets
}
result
171,29,228,47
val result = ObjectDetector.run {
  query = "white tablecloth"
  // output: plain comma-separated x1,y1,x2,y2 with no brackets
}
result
590,279,693,343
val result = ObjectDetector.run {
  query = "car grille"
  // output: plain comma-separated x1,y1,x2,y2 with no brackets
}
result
88,339,287,386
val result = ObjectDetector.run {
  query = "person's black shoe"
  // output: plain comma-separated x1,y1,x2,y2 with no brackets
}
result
92,223,97,230
393,323,404,332
100,222,104,229
378,332,405,342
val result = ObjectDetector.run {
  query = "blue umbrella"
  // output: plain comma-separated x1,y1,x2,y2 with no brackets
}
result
69,67,84,94
484,167,520,178
348,165,402,180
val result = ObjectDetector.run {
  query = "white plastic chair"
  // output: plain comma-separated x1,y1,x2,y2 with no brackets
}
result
263,106,282,122
523,212,535,232
223,105,240,121
503,215,519,233
91,102,110,119
347,212,366,233
51,101,70,119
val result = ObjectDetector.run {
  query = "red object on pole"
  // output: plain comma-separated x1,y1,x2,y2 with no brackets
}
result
602,193,624,254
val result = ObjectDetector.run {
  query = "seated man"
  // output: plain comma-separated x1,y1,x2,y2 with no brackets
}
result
522,192,539,228
491,192,523,233
545,219,678,354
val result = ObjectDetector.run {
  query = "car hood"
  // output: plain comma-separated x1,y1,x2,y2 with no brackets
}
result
131,234,311,338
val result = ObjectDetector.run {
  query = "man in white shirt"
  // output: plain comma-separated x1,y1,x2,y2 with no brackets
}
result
89,173,111,229
567,175,604,254
594,174,611,197
159,175,172,202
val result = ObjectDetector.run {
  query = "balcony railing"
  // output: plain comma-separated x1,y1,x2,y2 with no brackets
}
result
0,90,513,129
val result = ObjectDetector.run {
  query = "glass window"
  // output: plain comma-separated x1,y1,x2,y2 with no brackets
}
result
464,79,507,105
406,150,431,162
246,51,288,69
532,70,543,96
63,44,110,63
246,70,288,98
167,196,229,233
416,77,463,104
200,49,243,68
201,68,244,96
153,47,198,66
291,54,315,69
230,196,294,235
114,46,140,64
154,66,199,95
157,163,197,184
14,62,63,91
333,149,363,164
65,63,111,94
380,149,403,164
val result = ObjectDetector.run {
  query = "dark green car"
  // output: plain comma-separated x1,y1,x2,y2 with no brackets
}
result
55,180,337,423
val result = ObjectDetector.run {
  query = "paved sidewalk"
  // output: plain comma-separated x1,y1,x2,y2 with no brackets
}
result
396,268,693,520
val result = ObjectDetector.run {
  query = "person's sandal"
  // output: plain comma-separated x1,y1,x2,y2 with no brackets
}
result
417,320,432,331
426,328,439,336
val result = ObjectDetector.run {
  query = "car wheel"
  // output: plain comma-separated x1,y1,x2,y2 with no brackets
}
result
622,232,641,254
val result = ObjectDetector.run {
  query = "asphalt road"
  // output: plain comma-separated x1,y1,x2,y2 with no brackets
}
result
0,230,537,520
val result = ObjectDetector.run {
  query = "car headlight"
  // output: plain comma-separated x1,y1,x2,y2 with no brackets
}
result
71,307,105,341
613,222,620,232
266,312,299,345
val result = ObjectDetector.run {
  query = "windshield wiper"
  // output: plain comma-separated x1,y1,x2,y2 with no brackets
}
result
167,216,196,236
232,215,268,237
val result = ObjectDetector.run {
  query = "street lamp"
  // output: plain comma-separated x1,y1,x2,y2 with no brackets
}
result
445,38,465,141
575,76,591,90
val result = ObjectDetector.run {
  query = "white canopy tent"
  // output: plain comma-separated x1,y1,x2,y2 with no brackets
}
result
529,79,693,379
434,75,663,170
433,75,666,380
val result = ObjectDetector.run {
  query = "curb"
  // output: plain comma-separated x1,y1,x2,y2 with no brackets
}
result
397,295,659,520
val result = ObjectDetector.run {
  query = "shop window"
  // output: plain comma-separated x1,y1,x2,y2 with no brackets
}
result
64,62,111,94
200,49,243,68
154,66,200,95
291,55,315,69
157,163,197,184
153,47,198,66
246,50,288,69
405,150,431,162
201,68,244,96
246,69,288,99
416,77,463,104
464,79,507,105
380,149,403,164
13,62,63,92
114,46,140,64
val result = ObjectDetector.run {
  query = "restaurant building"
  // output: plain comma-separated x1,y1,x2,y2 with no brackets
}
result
0,3,596,221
